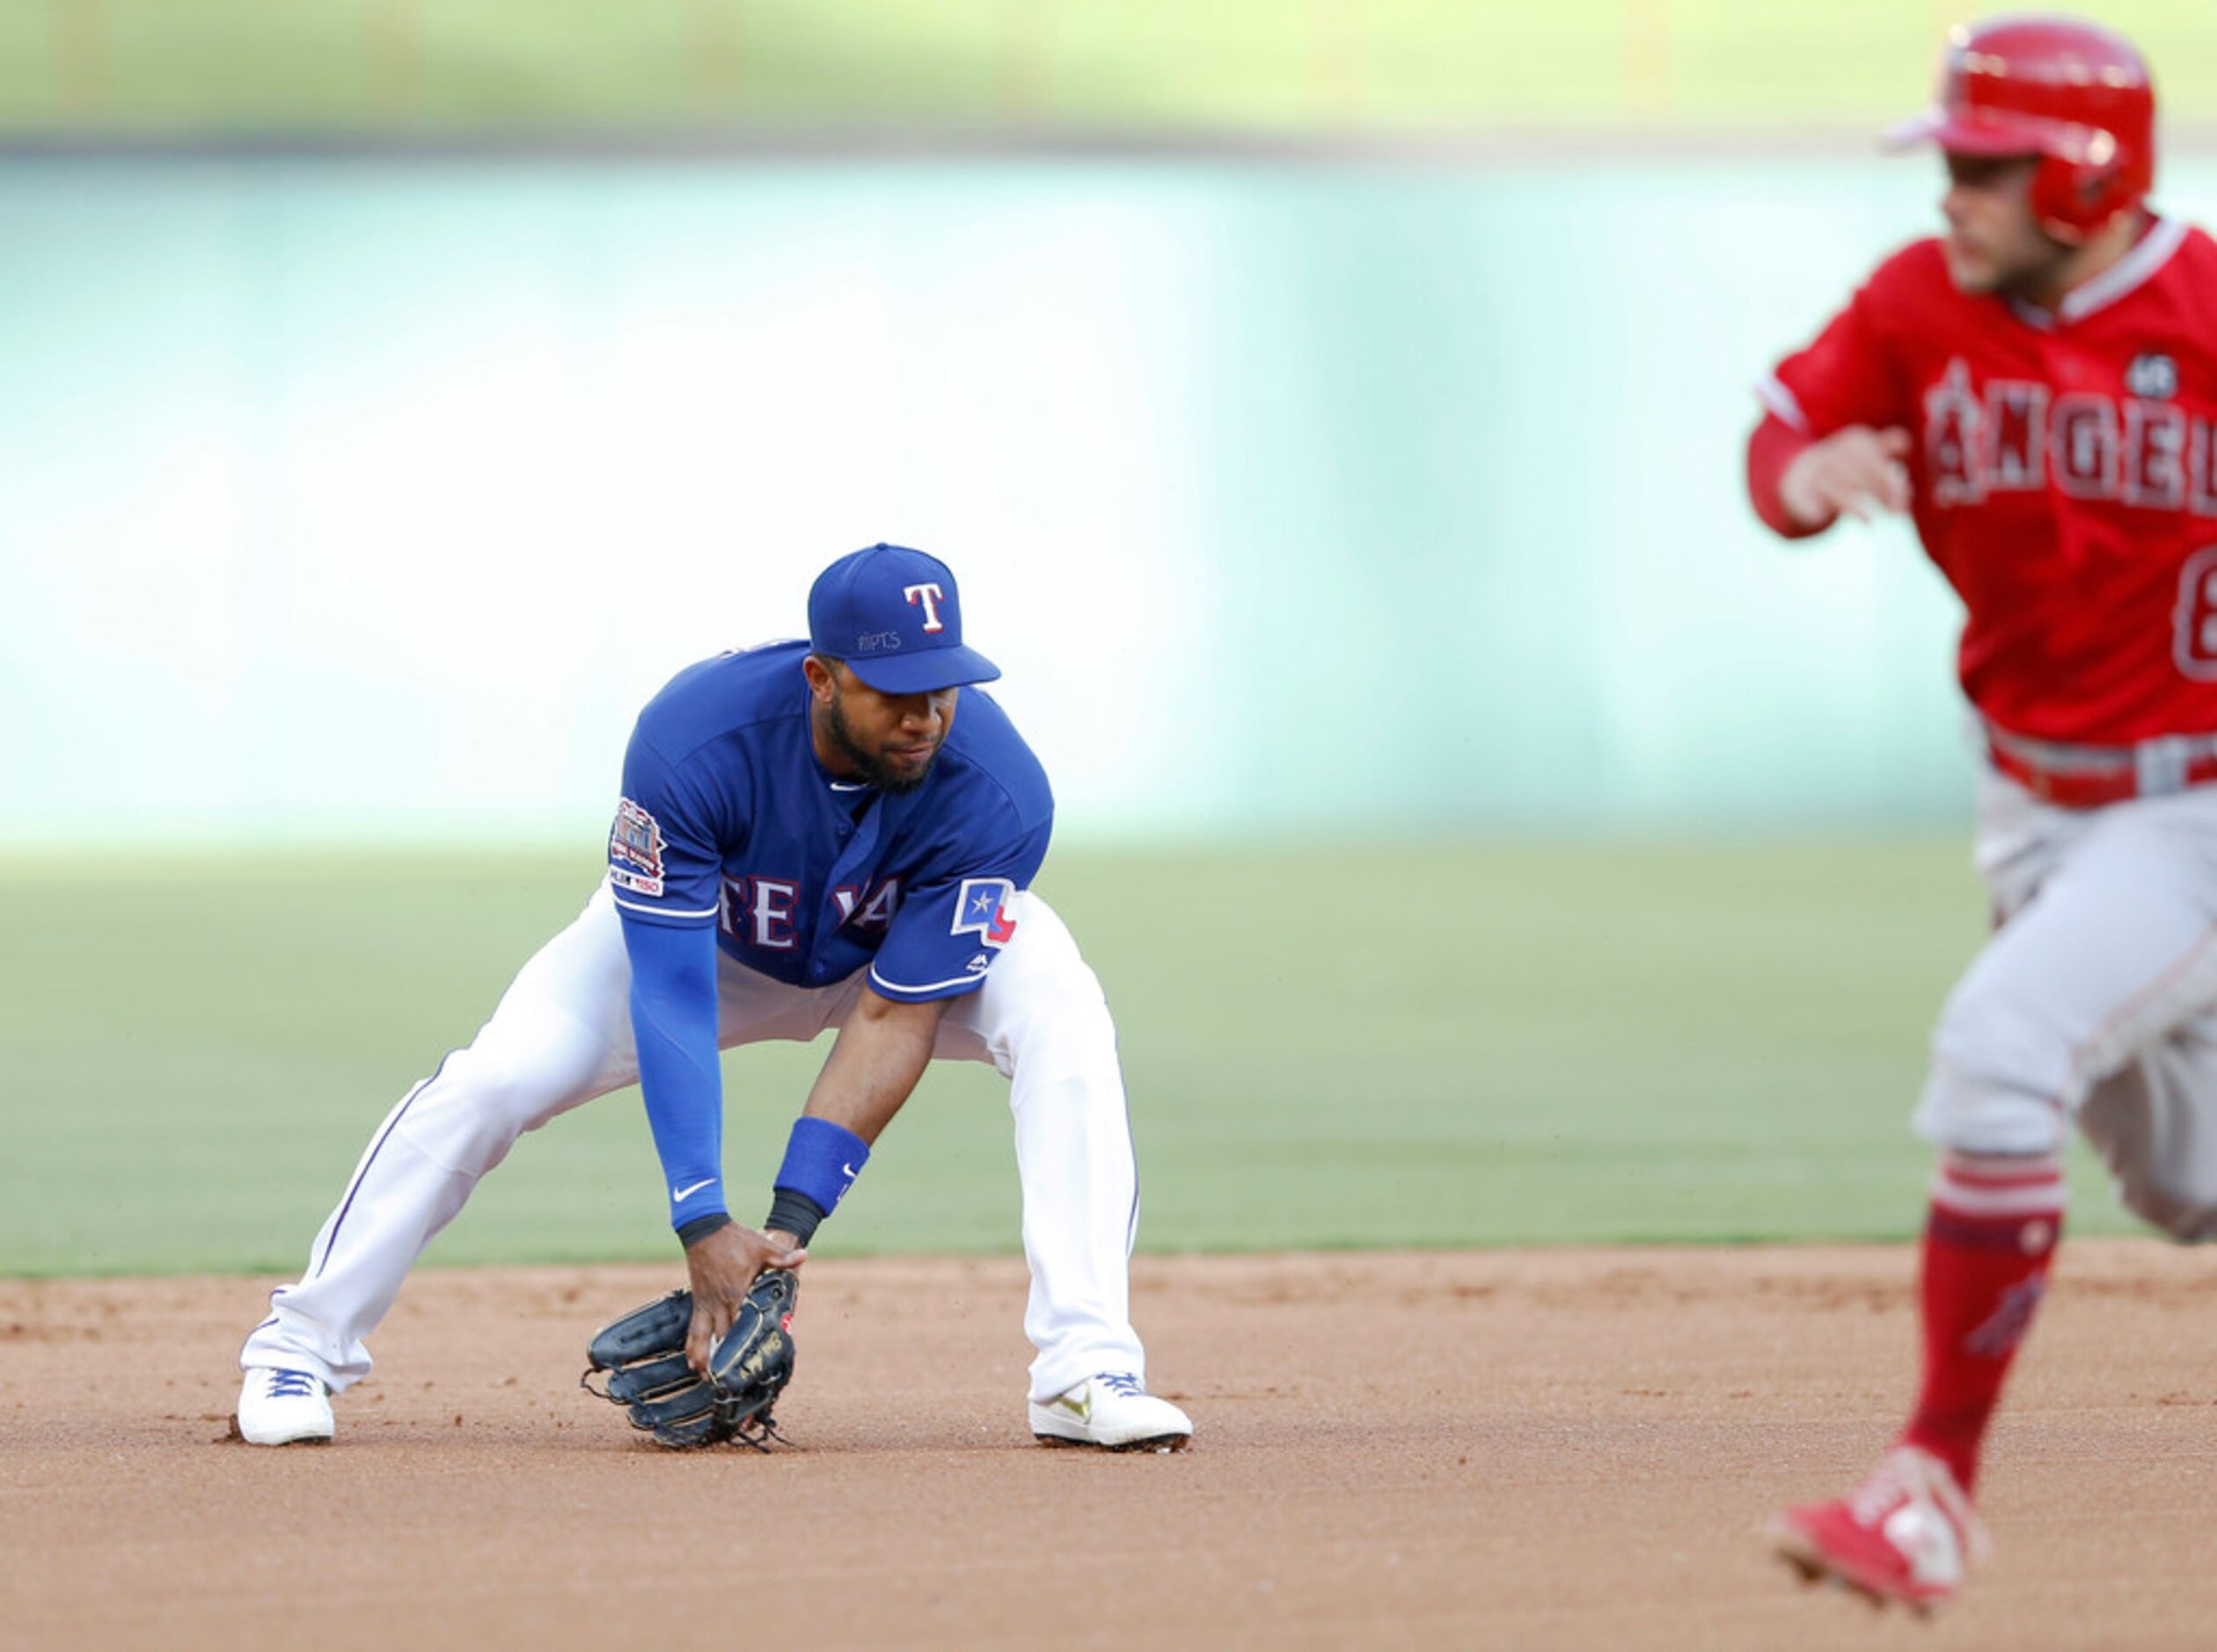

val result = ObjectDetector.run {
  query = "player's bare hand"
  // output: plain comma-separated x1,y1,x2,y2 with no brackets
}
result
1780,425,1914,527
683,1223,806,1376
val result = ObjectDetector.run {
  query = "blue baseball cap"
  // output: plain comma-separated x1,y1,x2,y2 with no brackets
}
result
807,544,1001,694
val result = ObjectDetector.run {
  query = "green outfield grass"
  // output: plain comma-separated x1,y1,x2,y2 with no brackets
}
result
0,839,2149,1278
7,1,2217,135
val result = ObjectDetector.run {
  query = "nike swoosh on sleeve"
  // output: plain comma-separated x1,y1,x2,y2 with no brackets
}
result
672,1178,717,1202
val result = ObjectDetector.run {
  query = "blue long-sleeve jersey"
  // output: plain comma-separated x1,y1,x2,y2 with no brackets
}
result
605,641,1052,1231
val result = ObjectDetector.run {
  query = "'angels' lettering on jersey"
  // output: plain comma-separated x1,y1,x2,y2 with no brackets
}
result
1921,360,2217,514
608,642,1052,1000
1761,221,2217,744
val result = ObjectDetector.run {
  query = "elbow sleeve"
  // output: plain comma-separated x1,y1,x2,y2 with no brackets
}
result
1746,414,1827,540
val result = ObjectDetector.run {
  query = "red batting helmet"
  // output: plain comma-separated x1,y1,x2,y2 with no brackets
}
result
1888,13,2155,241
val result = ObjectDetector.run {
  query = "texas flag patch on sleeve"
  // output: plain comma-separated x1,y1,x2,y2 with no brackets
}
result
609,798,667,897
953,877,1018,947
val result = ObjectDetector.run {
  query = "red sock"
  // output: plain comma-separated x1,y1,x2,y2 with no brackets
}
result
1900,1151,2064,1494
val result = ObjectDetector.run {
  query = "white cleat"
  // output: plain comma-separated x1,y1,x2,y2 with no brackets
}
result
235,1366,334,1446
1029,1373,1192,1452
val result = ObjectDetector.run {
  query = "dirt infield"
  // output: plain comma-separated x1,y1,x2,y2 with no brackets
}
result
4,1241,2215,1650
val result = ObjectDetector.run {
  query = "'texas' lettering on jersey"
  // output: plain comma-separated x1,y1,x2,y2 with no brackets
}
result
1924,358,2217,514
717,874,902,950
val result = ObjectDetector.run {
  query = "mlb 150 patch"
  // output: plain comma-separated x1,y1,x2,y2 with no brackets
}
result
610,798,667,897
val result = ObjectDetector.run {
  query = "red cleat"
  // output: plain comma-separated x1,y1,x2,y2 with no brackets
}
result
1770,1445,1990,1613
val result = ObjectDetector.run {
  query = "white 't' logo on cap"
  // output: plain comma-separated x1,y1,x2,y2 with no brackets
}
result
904,582,948,632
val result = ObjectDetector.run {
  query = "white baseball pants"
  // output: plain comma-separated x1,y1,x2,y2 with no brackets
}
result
1916,764,2217,1239
241,882,1149,1401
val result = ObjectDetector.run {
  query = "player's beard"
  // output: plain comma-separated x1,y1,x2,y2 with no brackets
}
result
820,690,940,796
1944,208,2084,305
1952,238,2074,302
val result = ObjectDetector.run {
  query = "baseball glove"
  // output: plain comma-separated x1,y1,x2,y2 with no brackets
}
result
581,1269,798,1450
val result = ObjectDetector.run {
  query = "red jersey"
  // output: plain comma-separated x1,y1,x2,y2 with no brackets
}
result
1758,218,2217,745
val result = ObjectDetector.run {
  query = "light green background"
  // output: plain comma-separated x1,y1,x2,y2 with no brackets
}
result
5,147,2201,1274
8,1,2217,132
2,839,2068,1276
17,150,2213,845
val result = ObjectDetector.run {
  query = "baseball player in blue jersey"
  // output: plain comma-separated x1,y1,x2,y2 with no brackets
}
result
235,544,1193,1453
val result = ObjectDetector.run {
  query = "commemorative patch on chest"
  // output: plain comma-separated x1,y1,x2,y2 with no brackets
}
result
609,798,668,897
2127,353,2179,400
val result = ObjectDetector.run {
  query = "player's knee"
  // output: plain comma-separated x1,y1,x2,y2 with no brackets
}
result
981,964,1116,1072
1002,983,1116,1060
2111,1163,2217,1244
1914,1053,2067,1158
1920,973,2080,1152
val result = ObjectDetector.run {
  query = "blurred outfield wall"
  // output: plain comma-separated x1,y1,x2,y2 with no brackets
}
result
8,148,2214,845
10,2,2217,133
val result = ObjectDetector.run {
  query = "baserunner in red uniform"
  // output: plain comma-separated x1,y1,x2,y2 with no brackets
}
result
1748,13,2217,1613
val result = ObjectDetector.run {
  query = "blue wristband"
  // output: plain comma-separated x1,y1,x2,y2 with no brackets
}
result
774,1116,870,1215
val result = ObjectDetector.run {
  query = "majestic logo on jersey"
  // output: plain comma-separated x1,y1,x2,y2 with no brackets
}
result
1922,357,2217,515
904,582,948,632
953,877,1018,947
610,799,667,897
2127,354,2179,400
